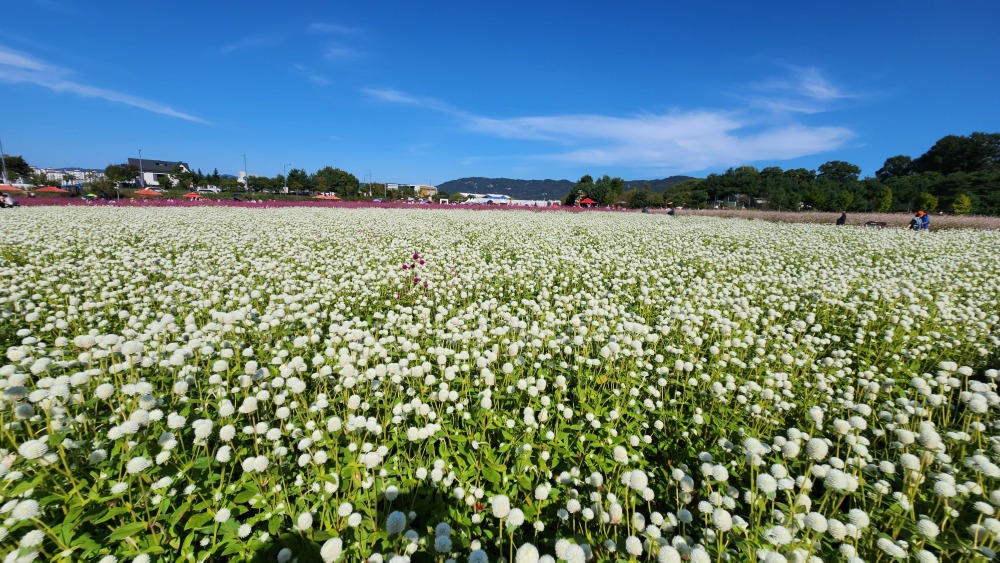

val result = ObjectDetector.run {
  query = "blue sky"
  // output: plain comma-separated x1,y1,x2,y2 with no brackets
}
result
2,1,998,185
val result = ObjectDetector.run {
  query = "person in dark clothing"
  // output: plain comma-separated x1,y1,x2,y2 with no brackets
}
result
836,212,847,225
910,212,922,231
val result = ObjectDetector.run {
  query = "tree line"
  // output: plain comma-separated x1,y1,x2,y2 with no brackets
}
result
100,164,366,197
564,132,1000,214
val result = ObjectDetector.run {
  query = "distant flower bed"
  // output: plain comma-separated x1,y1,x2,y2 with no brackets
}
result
1,208,999,562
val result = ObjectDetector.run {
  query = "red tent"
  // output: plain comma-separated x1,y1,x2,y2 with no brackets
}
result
182,192,203,199
0,185,22,192
35,186,69,193
133,189,163,196
579,197,596,205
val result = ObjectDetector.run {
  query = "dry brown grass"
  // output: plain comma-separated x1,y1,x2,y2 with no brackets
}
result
666,209,1000,230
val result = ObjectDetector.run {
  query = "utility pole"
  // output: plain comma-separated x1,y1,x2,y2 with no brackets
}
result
241,154,249,192
283,163,291,194
138,149,144,188
0,134,8,185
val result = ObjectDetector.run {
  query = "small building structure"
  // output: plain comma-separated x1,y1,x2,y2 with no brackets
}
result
127,158,190,187
458,193,512,205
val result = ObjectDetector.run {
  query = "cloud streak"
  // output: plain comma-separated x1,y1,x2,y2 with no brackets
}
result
0,44,207,123
744,66,858,114
364,72,856,173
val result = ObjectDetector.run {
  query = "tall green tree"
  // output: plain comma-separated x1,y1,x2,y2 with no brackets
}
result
835,190,854,211
951,193,973,215
286,168,312,192
913,132,1000,174
914,192,938,212
875,187,893,212
105,163,139,187
313,167,360,196
171,165,194,190
1,155,32,181
818,160,861,185
875,155,913,180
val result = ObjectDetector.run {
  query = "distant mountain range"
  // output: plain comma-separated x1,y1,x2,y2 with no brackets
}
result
436,176,697,200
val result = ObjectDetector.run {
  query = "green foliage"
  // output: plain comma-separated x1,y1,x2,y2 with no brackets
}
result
876,155,913,180
952,193,973,215
914,191,939,212
835,190,854,210
1,154,32,181
313,167,360,196
875,187,893,212
913,132,1000,174
28,171,48,187
105,164,139,187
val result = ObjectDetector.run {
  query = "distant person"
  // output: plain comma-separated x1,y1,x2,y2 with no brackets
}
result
910,212,922,231
836,212,847,226
667,207,676,217
919,210,930,231
641,206,649,214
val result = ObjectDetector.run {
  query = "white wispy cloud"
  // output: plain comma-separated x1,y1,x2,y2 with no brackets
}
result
363,72,856,172
307,22,365,62
0,44,207,123
293,64,331,86
744,66,857,114
323,44,364,61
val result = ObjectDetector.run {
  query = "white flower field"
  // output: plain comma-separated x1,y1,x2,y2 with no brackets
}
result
1,206,1000,563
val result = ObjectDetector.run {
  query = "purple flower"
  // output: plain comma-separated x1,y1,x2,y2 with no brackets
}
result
412,253,420,260
402,264,408,270
414,277,420,283
419,260,425,265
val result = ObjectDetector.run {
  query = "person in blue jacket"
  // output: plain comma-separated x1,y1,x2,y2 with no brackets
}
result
919,210,930,231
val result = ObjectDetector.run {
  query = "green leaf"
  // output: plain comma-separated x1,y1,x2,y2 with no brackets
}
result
108,522,148,541
185,513,214,531
482,465,501,484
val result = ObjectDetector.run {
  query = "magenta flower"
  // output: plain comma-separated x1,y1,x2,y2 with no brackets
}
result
412,253,420,260
419,260,425,265
402,264,408,270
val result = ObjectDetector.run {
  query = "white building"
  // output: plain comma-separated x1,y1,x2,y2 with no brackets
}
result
30,167,105,184
457,193,512,205
127,158,190,187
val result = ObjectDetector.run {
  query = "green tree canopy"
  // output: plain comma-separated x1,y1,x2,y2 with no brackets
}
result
914,192,939,212
1,154,32,181
313,167,360,196
951,193,973,215
817,160,861,184
105,163,139,187
913,132,1000,174
876,155,913,180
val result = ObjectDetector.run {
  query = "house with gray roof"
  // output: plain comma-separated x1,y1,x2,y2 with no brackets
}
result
127,158,190,187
